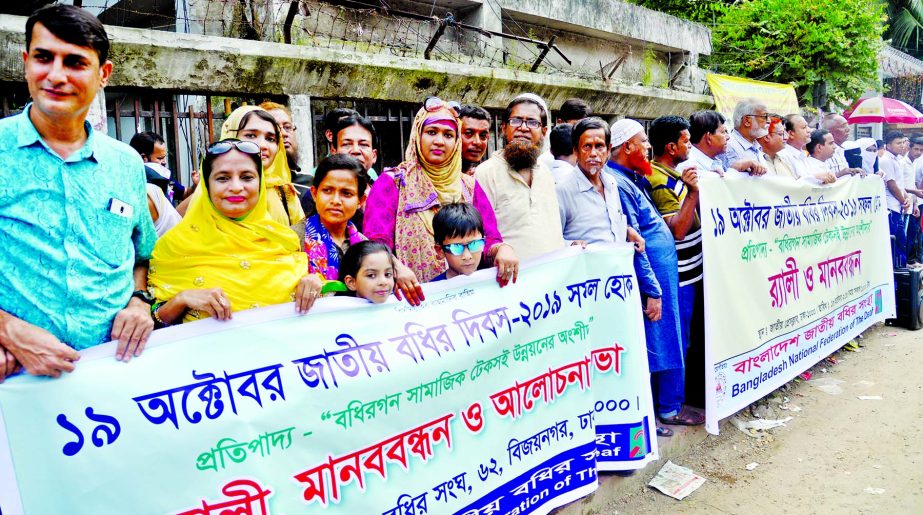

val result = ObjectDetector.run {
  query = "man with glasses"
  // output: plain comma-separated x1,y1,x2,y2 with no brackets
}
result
723,98,769,175
475,94,566,260
758,117,797,179
0,5,158,381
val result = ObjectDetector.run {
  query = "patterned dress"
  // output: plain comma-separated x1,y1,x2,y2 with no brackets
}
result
304,214,367,280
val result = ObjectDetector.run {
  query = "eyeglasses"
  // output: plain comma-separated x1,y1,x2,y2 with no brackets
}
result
441,238,486,256
280,124,297,133
424,97,461,113
508,117,543,129
206,139,261,156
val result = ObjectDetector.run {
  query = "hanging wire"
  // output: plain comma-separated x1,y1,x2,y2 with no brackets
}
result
72,0,625,83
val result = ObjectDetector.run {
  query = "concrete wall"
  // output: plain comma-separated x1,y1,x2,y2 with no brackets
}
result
498,0,711,55
0,13,711,117
175,0,711,98
1,1,714,175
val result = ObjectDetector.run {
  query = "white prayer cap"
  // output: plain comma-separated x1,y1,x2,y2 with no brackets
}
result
513,93,551,128
610,118,644,147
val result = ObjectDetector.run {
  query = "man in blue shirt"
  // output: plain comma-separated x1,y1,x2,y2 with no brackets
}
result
722,98,769,173
605,118,705,434
0,5,157,381
557,117,637,249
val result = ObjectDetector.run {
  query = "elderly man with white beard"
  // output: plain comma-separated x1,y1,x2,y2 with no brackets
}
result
475,94,566,261
722,98,770,174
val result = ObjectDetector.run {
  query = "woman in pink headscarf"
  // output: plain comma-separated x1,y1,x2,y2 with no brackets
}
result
363,98,518,304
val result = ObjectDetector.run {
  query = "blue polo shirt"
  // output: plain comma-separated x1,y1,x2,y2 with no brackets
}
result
0,106,156,350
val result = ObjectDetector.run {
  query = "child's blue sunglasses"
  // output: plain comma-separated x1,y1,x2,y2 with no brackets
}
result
441,238,486,256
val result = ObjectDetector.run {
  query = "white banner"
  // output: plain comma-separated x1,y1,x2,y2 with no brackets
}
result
699,174,895,434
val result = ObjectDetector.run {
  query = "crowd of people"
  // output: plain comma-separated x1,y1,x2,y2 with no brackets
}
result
1,6,916,439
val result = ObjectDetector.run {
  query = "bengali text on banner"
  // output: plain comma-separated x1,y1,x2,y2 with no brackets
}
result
0,245,656,515
698,174,896,434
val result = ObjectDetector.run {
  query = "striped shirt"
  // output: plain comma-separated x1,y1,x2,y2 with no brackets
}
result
722,129,765,170
648,161,703,286
826,144,848,175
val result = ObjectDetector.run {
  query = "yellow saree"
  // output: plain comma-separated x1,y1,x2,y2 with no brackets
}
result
148,152,308,323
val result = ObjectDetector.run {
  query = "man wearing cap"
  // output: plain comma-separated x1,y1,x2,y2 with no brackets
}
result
605,118,703,433
476,95,565,261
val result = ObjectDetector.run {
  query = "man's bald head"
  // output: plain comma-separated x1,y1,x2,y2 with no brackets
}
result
823,114,850,146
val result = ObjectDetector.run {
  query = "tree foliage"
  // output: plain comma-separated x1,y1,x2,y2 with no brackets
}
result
887,0,923,56
632,0,887,108
632,0,735,24
710,0,886,107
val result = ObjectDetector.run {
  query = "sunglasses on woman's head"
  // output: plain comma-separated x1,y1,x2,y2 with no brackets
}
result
441,238,486,256
424,97,461,114
206,139,261,156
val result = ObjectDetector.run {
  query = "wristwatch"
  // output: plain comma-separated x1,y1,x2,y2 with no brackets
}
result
131,289,155,305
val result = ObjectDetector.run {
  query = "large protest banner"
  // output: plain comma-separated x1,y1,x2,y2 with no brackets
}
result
699,174,896,434
0,245,656,515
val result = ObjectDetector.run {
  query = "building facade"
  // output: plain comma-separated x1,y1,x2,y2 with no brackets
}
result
0,0,714,181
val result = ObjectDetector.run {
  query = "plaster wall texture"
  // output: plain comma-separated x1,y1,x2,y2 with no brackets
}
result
0,10,712,119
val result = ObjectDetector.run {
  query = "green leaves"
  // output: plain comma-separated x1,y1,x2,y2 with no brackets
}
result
632,0,885,107
715,0,884,107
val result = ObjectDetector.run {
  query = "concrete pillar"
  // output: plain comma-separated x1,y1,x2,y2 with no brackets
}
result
288,94,314,172
459,3,505,65
88,89,107,135
182,0,233,36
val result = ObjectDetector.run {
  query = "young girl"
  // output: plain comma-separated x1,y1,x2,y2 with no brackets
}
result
338,241,395,304
305,154,368,279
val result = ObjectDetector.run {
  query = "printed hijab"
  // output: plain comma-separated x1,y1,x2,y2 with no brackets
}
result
389,105,475,282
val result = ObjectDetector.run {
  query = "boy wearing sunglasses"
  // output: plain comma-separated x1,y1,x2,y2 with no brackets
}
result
430,203,487,282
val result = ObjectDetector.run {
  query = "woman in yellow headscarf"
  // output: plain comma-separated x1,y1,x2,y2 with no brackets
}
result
148,139,323,325
219,105,305,232
363,97,518,304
